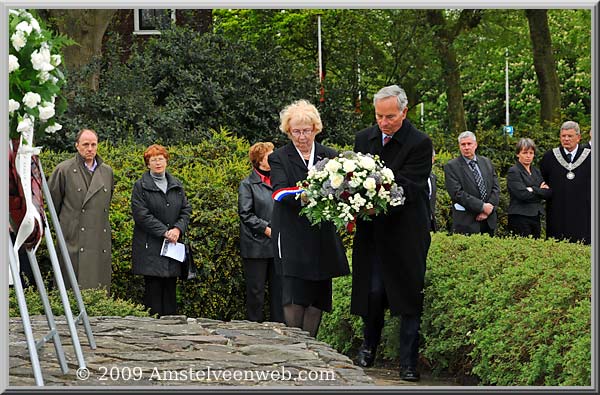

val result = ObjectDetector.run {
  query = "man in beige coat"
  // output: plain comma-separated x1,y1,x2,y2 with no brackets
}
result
48,129,114,293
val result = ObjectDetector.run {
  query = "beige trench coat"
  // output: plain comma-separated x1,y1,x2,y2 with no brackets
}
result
48,154,114,292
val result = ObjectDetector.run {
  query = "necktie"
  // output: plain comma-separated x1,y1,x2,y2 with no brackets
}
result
383,135,392,146
567,153,573,163
468,160,487,200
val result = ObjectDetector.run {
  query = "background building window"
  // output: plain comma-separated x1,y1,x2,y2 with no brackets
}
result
134,9,175,35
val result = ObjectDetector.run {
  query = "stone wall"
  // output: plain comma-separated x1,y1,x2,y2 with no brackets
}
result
9,315,374,387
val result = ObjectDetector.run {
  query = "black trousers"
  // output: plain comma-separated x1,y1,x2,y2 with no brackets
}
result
362,254,421,368
242,258,284,323
508,214,541,239
143,275,177,317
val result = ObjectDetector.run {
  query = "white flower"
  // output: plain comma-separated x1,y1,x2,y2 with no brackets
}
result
325,159,342,173
22,92,41,108
9,99,21,114
330,173,344,188
37,71,50,83
31,43,54,71
9,54,20,73
38,101,55,121
11,31,27,51
45,123,62,134
342,159,357,172
381,168,395,181
17,114,34,134
30,17,41,33
359,155,376,170
363,177,377,191
15,21,33,35
51,54,62,67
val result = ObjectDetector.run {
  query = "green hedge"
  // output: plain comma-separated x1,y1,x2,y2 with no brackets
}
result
318,232,591,386
9,286,150,317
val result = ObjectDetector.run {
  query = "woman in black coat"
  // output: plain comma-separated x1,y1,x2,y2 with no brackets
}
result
238,142,283,323
269,99,349,337
131,144,192,316
506,138,551,238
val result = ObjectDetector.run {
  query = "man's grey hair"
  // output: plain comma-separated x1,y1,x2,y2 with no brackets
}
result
458,130,477,143
560,121,580,135
373,85,408,112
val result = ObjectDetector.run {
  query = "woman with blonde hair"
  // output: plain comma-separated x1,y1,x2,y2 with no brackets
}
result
269,100,349,337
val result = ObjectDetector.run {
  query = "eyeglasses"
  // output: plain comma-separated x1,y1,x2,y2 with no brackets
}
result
149,157,166,163
291,128,313,137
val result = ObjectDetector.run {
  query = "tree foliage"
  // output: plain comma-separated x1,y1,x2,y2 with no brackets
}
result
48,8,591,150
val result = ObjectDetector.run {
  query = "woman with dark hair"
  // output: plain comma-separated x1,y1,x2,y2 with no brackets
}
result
131,144,192,316
506,138,551,238
238,142,283,323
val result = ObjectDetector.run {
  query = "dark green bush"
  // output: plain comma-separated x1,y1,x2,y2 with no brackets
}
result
319,232,591,386
48,27,317,150
9,286,150,317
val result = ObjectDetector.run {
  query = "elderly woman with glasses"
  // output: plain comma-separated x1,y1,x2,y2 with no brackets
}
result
269,100,349,337
131,144,192,317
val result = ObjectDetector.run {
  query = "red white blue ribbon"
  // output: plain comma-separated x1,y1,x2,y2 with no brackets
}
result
272,186,304,201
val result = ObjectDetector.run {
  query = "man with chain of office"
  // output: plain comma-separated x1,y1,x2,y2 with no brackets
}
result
540,120,591,245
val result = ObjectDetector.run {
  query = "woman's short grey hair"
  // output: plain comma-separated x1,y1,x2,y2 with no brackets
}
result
561,121,580,135
458,131,476,143
373,85,408,112
515,138,536,154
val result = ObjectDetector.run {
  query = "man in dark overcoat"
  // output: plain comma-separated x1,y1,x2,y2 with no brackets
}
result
540,121,591,244
48,129,114,292
351,85,432,382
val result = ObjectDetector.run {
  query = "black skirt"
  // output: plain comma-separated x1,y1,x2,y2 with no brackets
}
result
282,275,333,312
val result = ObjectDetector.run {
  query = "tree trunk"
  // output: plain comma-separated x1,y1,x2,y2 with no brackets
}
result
525,9,561,125
47,9,117,91
426,10,482,134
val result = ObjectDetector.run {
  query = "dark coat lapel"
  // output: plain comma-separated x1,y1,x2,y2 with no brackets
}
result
285,143,307,173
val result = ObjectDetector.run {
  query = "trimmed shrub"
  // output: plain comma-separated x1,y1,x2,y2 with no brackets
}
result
9,286,150,317
319,232,591,386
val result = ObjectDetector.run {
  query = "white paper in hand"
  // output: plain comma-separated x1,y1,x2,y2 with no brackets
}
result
160,238,186,262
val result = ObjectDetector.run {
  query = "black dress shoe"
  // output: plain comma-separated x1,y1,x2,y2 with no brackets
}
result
356,344,376,367
399,366,420,382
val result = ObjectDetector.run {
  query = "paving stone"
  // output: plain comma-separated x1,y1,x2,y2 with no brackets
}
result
9,315,374,387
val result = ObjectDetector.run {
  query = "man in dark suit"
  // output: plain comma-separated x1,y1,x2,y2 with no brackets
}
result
351,85,432,382
444,131,500,236
540,121,591,244
428,149,437,232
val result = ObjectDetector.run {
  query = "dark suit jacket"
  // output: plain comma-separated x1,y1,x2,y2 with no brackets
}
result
506,162,551,217
428,172,437,231
268,142,349,281
444,155,500,234
351,119,432,316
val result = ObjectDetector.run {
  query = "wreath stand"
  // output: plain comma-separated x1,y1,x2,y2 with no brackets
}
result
9,147,96,386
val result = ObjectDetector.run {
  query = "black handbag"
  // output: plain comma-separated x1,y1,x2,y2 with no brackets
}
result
180,243,197,280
